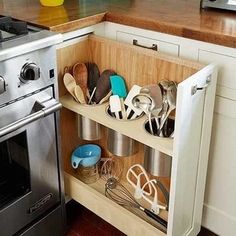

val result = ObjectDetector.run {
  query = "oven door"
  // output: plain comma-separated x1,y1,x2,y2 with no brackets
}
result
0,86,62,236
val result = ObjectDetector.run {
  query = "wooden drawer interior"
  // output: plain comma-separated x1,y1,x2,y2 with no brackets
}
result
57,35,205,235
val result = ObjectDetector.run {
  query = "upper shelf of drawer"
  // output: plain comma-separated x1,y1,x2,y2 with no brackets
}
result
58,35,206,156
60,95,173,156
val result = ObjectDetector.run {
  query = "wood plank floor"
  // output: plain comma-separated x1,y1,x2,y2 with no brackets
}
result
66,200,217,236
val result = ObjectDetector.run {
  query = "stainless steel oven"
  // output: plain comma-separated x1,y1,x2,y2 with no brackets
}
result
0,17,64,236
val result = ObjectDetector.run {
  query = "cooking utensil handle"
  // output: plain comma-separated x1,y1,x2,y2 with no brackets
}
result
133,39,158,51
0,100,62,137
144,209,168,228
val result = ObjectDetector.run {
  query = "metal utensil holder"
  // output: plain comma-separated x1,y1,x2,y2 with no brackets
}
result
77,114,101,141
107,128,138,157
144,145,172,177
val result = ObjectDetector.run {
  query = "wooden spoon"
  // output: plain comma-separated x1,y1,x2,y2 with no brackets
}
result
63,73,78,102
73,62,88,96
94,70,116,103
74,85,86,104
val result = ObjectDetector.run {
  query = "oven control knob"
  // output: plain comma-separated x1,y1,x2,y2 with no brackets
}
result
20,63,40,82
0,76,7,94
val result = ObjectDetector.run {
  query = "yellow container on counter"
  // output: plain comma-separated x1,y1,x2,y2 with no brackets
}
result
40,0,64,6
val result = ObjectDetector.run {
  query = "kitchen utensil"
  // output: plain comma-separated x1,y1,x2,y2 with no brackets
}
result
124,85,142,119
88,87,96,104
71,144,101,168
126,164,152,199
74,84,86,104
109,95,122,119
63,72,78,102
76,164,99,184
127,164,166,214
153,180,170,211
141,180,166,214
110,75,128,119
86,62,100,99
72,62,88,96
100,157,123,181
105,177,167,228
77,114,101,141
99,90,112,104
141,84,163,128
159,83,177,130
144,145,172,177
132,93,155,134
94,70,116,103
107,129,138,157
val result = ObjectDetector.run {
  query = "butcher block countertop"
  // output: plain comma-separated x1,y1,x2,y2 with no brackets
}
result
1,0,236,47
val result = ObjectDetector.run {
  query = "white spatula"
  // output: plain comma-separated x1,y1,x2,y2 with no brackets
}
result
109,95,121,119
124,85,142,119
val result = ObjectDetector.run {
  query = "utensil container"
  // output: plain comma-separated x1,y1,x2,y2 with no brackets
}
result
107,129,138,157
77,114,101,141
144,145,172,177
144,117,175,137
75,164,99,184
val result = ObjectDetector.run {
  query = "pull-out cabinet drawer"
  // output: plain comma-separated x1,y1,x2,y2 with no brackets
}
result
58,35,217,236
116,31,179,56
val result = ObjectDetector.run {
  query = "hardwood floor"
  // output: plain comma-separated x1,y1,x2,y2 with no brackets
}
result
66,200,217,236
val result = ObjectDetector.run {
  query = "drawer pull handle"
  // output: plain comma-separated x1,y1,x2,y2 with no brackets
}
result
133,39,158,51
191,76,211,95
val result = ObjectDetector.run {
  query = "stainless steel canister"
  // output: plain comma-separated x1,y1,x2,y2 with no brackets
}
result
144,145,172,177
107,128,138,157
77,114,101,141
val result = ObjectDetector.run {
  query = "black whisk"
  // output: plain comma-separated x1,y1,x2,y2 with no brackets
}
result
105,177,167,229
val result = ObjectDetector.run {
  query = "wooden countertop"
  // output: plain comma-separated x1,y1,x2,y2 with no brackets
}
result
1,0,236,48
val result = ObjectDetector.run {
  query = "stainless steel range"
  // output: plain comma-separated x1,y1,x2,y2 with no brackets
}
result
0,16,65,236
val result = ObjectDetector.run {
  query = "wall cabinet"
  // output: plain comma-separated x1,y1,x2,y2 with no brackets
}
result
57,34,217,236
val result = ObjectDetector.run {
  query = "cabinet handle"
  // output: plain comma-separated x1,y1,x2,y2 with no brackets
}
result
133,39,158,51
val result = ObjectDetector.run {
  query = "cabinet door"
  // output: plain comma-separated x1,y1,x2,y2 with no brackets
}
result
203,97,236,235
198,50,236,100
168,64,217,236
116,31,179,56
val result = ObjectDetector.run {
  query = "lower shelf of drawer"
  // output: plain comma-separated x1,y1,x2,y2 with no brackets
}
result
64,171,168,236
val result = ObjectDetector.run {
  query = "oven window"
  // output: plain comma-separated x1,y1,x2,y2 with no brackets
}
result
0,131,30,209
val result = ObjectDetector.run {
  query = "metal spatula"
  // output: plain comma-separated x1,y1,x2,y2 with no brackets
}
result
141,84,163,128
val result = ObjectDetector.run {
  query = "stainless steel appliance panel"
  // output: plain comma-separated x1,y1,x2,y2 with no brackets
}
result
0,88,62,236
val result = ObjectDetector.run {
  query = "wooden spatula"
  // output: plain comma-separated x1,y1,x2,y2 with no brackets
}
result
63,73,78,102
73,62,88,99
94,70,116,103
74,85,86,104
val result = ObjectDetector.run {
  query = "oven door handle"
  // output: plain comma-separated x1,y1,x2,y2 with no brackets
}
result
0,100,62,137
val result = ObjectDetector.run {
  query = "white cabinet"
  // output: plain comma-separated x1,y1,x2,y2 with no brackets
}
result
116,31,179,56
202,96,236,236
198,50,236,100
58,34,217,236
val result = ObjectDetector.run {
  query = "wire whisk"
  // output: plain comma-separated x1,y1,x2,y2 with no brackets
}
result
105,177,167,229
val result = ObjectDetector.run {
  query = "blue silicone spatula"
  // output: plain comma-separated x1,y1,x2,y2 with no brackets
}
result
110,75,127,119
